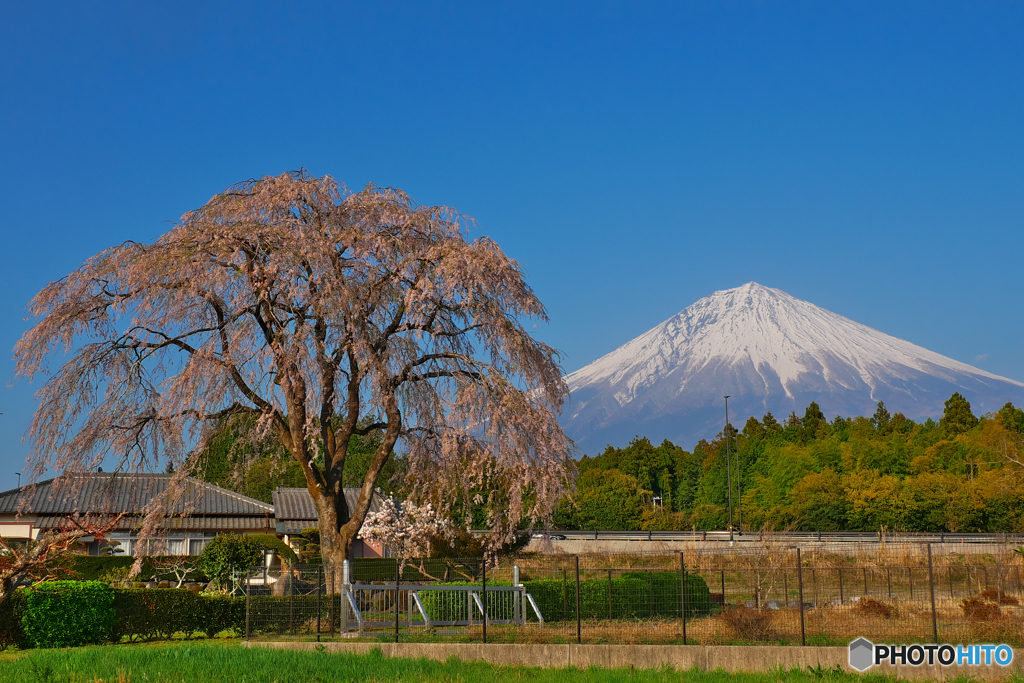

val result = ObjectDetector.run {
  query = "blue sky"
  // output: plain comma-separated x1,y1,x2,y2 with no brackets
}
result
2,2,1023,489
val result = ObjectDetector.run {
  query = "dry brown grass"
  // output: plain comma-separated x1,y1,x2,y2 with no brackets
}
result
719,606,776,641
854,597,894,619
961,596,1002,622
979,589,1019,605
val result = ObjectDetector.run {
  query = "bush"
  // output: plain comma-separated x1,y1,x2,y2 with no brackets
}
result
67,555,209,583
961,596,1002,622
199,535,265,589
0,591,28,650
854,597,894,619
720,605,776,640
22,581,117,648
979,589,1019,606
520,571,711,623
111,588,242,641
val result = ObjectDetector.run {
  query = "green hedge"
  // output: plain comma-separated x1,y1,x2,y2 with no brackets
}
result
523,571,711,622
0,590,28,650
23,581,118,648
111,588,240,641
66,555,209,583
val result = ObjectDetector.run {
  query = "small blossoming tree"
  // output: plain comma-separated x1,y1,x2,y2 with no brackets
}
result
358,497,450,559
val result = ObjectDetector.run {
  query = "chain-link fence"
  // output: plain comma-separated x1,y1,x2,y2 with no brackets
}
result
240,540,1024,646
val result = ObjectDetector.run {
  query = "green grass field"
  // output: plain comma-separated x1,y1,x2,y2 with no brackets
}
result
0,641,931,683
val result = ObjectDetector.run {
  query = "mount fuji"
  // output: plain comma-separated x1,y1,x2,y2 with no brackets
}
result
562,283,1024,452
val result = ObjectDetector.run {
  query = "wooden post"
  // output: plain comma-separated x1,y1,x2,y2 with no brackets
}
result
927,543,939,643
796,548,806,647
575,555,581,644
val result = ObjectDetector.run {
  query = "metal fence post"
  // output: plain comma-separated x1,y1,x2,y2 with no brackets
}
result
927,543,939,643
245,565,251,640
513,564,521,624
317,563,323,643
796,548,806,647
680,552,687,645
481,555,487,644
330,569,335,637
394,559,401,643
608,569,613,619
575,555,581,645
342,560,351,632
838,568,844,604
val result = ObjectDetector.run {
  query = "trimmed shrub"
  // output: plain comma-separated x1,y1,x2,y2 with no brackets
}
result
67,555,209,583
516,571,711,623
22,581,117,648
0,590,28,650
111,588,241,641
199,535,265,589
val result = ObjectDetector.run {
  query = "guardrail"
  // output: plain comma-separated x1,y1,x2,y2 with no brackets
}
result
475,530,1024,544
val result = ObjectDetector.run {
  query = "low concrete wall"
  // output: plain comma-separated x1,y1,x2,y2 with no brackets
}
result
242,641,1023,680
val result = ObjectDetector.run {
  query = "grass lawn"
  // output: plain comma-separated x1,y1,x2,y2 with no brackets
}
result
0,641,924,683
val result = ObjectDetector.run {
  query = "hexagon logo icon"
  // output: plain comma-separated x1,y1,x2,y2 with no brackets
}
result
849,638,874,672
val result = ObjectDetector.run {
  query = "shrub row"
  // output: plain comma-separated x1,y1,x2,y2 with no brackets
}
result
0,586,243,648
523,571,711,622
65,555,209,582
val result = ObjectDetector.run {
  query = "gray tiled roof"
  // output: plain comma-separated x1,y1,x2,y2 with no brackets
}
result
33,513,273,531
272,487,382,521
0,473,274,517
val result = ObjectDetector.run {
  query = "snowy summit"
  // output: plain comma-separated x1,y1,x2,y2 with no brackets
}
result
562,282,1024,451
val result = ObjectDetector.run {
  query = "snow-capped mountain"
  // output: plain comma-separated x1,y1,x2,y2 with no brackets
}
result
562,282,1024,452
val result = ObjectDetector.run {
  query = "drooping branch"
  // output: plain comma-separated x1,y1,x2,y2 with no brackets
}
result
14,171,575,564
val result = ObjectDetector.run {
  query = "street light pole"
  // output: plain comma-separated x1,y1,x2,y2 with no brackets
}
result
724,396,733,544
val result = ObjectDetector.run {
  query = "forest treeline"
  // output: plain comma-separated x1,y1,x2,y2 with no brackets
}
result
555,393,1024,533
191,393,1024,534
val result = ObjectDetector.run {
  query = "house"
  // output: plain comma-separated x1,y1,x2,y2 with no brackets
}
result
0,473,275,555
0,474,390,558
272,487,387,558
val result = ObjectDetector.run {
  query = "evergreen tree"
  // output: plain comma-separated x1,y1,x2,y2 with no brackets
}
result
762,411,782,434
870,401,891,433
802,401,827,442
940,392,979,437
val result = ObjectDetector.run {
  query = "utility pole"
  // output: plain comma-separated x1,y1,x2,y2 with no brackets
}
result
724,396,733,544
